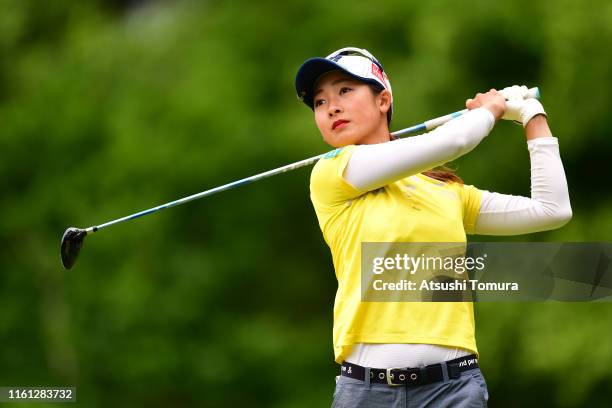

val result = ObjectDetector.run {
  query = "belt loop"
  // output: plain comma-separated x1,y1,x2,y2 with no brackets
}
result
441,362,450,384
419,366,427,384
364,367,371,389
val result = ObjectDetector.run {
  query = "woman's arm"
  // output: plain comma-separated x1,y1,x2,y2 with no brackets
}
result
473,116,572,235
344,90,505,192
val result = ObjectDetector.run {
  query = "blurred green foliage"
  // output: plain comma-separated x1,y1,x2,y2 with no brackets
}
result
1,0,611,406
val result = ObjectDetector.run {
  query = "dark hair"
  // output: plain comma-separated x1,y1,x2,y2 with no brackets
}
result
369,84,464,185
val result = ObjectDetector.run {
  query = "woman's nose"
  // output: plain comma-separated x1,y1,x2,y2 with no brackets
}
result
328,102,342,116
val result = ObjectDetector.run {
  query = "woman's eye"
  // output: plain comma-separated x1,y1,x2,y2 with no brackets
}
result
314,99,325,107
340,87,352,94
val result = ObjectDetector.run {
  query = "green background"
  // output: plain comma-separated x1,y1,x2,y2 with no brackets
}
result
1,0,611,406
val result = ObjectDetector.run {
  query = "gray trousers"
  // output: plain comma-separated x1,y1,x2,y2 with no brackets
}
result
331,367,489,408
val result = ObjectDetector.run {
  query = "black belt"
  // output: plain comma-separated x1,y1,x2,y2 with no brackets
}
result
340,354,479,386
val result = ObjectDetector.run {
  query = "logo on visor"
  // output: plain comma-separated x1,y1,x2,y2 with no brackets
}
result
371,63,385,85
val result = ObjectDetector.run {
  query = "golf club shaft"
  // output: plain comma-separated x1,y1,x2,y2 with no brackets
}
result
86,154,324,232
86,87,540,233
392,86,540,136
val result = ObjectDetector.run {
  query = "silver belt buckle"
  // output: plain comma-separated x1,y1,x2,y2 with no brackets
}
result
386,368,403,386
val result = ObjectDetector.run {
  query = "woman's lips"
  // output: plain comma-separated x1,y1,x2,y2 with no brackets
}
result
333,120,349,130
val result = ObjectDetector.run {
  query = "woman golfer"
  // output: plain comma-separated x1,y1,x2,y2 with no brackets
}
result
294,47,571,407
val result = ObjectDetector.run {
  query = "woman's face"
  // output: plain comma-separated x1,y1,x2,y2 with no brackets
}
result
313,70,391,147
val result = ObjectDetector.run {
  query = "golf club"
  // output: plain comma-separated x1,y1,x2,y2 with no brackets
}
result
60,86,540,269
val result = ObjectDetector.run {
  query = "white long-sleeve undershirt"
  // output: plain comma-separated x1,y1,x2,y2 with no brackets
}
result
344,110,572,236
346,343,472,368
344,108,496,192
342,110,572,368
474,136,572,234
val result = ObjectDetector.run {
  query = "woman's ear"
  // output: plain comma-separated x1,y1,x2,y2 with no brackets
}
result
377,89,392,115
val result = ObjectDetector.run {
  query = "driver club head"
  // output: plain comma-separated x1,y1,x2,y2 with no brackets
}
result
60,227,88,270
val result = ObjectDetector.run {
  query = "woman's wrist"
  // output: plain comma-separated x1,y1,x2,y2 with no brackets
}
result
525,114,552,140
482,102,505,121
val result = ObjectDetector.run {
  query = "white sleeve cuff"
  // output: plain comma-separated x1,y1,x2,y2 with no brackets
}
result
527,136,559,147
478,107,496,130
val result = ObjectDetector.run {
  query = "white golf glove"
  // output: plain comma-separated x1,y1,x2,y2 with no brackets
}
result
500,85,547,127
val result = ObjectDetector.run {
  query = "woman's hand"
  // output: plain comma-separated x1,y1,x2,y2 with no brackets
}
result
498,85,547,127
466,89,506,120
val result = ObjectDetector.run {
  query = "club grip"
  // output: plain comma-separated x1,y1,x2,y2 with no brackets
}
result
526,86,540,99
499,86,540,100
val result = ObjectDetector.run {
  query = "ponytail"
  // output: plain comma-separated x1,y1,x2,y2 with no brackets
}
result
422,165,464,184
